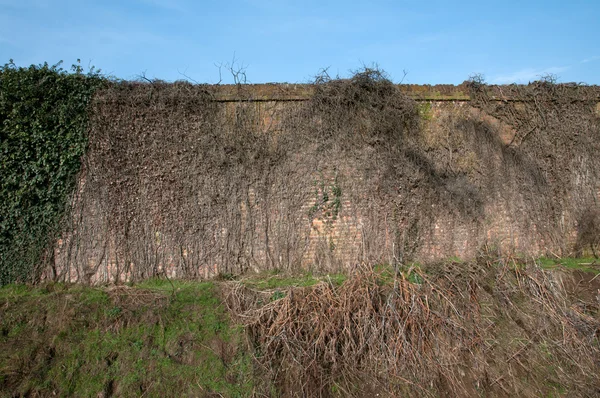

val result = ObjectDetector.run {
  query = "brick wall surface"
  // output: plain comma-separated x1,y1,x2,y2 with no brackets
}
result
49,85,600,283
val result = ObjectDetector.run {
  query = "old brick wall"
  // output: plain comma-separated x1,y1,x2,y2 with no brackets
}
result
50,84,600,283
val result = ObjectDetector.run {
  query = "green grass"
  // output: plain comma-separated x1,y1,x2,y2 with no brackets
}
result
0,280,254,397
373,263,424,285
417,101,433,120
242,270,347,290
537,257,599,274
2,260,597,396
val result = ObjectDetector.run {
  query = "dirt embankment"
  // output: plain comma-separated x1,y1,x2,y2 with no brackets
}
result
4,258,599,397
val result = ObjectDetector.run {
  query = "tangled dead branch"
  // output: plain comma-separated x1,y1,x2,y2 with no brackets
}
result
225,259,600,397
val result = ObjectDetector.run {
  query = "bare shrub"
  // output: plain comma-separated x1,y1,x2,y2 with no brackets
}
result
226,259,600,397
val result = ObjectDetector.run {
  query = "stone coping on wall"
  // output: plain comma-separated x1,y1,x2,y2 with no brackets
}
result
92,82,600,103
206,83,471,101
208,83,600,102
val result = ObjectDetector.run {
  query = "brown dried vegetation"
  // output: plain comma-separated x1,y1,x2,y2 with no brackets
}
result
226,256,600,397
52,69,600,283
468,79,600,255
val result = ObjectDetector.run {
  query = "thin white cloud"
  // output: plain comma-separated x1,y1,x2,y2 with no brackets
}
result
492,66,568,84
581,56,600,64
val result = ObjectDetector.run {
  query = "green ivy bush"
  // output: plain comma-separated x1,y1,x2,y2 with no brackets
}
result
0,60,105,285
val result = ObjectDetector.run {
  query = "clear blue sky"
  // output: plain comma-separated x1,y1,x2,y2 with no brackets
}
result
1,0,598,84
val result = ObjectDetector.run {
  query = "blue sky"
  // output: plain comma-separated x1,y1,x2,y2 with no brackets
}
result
0,0,598,84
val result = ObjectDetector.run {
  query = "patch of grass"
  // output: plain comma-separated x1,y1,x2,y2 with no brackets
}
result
544,380,567,397
373,263,424,285
326,273,347,286
446,256,465,263
133,276,196,291
0,283,32,299
0,281,254,397
417,101,433,120
242,270,347,290
537,257,599,274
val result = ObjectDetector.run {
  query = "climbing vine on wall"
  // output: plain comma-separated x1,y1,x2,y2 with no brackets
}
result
466,78,600,254
0,60,105,285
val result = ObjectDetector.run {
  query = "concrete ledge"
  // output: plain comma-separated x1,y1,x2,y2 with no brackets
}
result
209,83,600,102
96,82,600,103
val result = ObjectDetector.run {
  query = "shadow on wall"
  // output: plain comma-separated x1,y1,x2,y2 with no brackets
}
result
50,73,600,283
575,207,600,258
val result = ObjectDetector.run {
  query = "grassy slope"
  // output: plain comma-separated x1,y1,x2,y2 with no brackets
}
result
0,280,253,397
1,258,599,397
537,256,600,274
